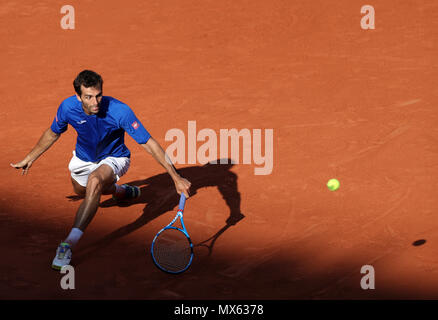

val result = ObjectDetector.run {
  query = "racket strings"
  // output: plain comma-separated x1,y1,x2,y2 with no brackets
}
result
153,228,192,273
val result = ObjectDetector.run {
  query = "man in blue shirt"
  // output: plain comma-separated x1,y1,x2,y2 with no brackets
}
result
10,70,191,270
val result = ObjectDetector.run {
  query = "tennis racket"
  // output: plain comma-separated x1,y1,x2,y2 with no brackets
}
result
151,193,194,274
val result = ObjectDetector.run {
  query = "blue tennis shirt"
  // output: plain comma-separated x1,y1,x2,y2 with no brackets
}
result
51,95,151,162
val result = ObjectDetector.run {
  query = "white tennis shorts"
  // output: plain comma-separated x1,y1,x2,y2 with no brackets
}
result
68,151,131,187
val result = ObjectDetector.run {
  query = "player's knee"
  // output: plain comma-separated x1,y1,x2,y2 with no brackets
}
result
86,175,104,194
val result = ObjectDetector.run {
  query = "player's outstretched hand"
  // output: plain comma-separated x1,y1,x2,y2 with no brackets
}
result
10,159,33,175
174,176,191,198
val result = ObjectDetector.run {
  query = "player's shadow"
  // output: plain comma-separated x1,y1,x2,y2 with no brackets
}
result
73,159,245,265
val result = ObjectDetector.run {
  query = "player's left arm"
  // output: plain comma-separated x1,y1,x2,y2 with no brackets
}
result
140,138,191,198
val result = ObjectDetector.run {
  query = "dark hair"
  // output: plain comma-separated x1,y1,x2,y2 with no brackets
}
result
73,70,103,95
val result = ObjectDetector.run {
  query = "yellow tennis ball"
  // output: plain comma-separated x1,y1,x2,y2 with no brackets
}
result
327,178,340,191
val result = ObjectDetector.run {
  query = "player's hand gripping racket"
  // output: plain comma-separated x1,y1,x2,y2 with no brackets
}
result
151,193,193,274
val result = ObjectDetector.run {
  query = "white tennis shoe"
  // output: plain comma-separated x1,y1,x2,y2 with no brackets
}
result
52,242,72,270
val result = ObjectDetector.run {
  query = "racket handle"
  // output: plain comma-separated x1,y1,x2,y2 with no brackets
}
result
178,193,186,211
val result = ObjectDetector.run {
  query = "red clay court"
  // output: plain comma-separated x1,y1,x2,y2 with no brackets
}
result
1,0,438,299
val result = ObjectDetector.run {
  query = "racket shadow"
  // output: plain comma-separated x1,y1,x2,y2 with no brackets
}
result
74,159,244,265
193,211,245,256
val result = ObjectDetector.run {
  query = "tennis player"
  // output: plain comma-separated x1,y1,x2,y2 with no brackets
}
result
10,70,191,270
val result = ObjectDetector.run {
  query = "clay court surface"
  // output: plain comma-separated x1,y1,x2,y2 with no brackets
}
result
1,0,438,299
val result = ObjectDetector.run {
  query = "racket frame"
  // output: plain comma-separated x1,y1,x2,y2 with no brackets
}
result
150,194,194,274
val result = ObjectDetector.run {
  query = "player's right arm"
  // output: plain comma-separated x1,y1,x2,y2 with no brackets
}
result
10,128,61,175
11,101,68,175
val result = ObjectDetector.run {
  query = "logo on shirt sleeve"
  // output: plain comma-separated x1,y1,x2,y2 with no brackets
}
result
132,121,139,130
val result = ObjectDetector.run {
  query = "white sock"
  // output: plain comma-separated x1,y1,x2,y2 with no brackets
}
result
64,228,83,248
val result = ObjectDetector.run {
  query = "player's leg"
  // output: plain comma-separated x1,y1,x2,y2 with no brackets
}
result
72,164,116,231
52,164,115,270
52,152,93,270
52,156,138,270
